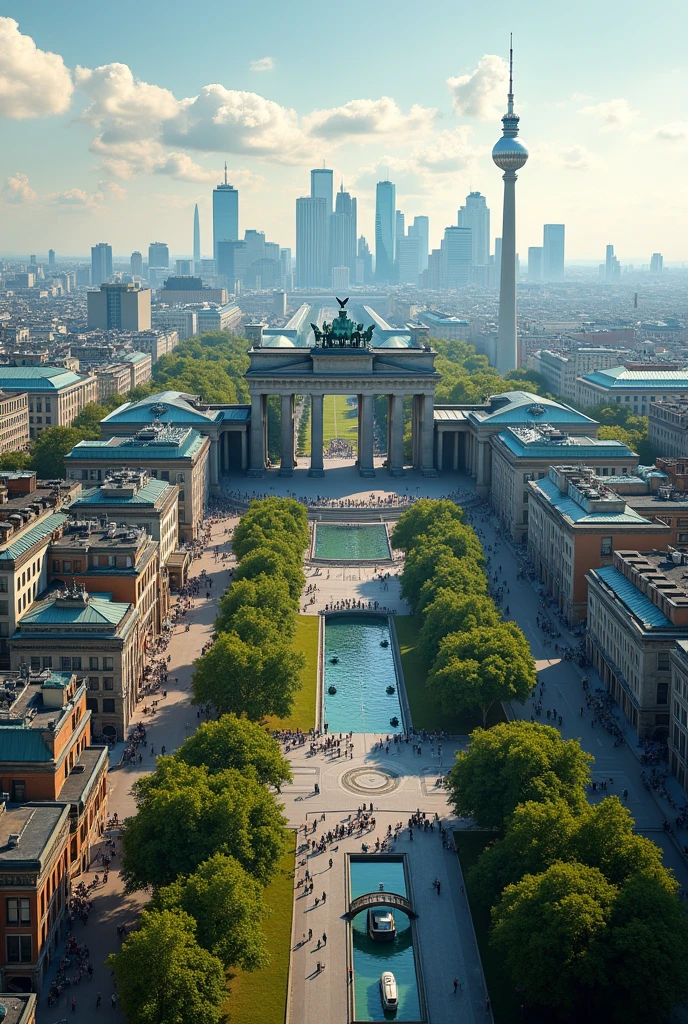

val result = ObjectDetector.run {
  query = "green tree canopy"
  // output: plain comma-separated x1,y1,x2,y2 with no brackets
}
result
415,553,487,613
215,574,297,636
71,402,109,435
232,546,305,601
154,854,268,970
491,861,616,1014
428,622,536,727
0,451,32,471
109,909,225,1024
121,758,288,890
192,630,303,720
447,721,592,829
419,589,501,662
176,714,292,789
32,425,94,479
233,497,309,558
390,498,465,553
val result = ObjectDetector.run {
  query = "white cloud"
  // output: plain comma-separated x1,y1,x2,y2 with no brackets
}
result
653,121,688,142
305,97,435,140
446,55,508,120
4,172,37,203
153,152,217,182
0,18,73,118
75,62,179,141
579,98,637,131
249,57,274,72
412,126,476,174
533,142,599,172
571,91,593,102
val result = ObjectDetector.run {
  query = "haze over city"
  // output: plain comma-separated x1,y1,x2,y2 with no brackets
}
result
1,0,687,260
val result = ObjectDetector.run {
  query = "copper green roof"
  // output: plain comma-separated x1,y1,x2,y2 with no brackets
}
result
0,512,68,561
0,725,52,762
72,479,171,506
0,366,89,390
20,594,131,626
42,671,74,689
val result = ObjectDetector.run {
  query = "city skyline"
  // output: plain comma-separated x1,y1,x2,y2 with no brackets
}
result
0,3,686,259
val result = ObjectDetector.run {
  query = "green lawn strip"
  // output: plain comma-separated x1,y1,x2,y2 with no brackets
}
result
225,835,296,1024
323,395,358,449
453,831,522,1024
395,616,506,734
266,615,318,732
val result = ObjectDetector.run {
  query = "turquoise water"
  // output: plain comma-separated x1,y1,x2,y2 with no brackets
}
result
350,859,422,1022
324,617,403,734
314,524,391,562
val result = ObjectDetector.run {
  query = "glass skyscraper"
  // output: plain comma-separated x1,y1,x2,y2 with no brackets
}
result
296,196,328,287
91,242,113,286
213,166,239,264
543,224,565,281
375,180,396,283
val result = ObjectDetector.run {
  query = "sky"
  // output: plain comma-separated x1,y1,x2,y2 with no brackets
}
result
0,0,687,262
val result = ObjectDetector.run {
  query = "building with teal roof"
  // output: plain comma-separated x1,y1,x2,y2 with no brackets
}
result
527,465,671,624
576,365,688,412
10,586,141,742
490,424,639,542
0,365,98,441
587,550,688,743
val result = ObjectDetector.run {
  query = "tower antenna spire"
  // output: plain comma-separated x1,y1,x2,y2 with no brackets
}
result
507,33,514,116
224,161,228,186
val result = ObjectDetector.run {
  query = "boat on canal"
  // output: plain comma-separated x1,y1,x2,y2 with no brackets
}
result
368,907,396,942
380,971,398,1011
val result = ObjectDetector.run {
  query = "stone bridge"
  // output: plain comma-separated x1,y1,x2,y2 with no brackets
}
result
344,890,418,920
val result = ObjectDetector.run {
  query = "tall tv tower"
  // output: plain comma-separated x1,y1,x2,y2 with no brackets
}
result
193,204,201,272
492,37,528,374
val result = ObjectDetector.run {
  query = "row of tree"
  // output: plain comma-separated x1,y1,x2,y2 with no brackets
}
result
192,496,309,720
110,716,293,1024
391,499,536,725
447,721,688,1022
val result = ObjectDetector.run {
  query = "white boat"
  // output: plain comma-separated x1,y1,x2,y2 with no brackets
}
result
380,971,398,1011
368,907,396,941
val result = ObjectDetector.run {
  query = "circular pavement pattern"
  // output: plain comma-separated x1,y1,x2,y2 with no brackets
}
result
340,766,400,795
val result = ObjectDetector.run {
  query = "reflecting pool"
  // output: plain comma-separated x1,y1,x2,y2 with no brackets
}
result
324,616,402,735
314,524,391,562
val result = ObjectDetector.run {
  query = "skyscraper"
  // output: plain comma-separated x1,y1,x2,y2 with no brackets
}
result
528,246,543,282
213,164,239,263
48,249,55,268
130,251,143,277
458,192,490,266
358,236,373,284
148,242,169,269
409,216,429,273
396,235,421,285
193,204,201,271
375,180,396,284
395,210,405,242
605,244,620,282
91,243,113,287
295,197,328,287
331,185,357,278
650,252,664,274
492,40,527,374
543,224,565,281
440,227,472,289
311,168,333,277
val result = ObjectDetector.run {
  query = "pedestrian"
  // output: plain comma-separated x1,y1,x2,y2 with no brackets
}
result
308,928,312,941
437,880,441,896
96,993,101,1008
322,891,327,903
454,977,459,994
322,932,327,946
71,997,77,1012
111,993,117,1009
348,966,353,984
485,995,491,1013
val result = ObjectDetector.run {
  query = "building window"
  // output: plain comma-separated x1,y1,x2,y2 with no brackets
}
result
88,677,99,690
103,657,114,670
63,561,72,572
11,780,25,801
601,537,613,556
658,652,670,672
657,682,669,704
61,657,72,671
103,677,114,691
6,935,32,963
42,656,52,669
86,697,98,713
89,657,99,670
6,898,30,925
102,698,115,713
0,577,8,593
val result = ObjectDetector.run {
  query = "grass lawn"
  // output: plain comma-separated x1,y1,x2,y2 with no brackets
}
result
454,831,522,1024
395,616,506,734
225,835,296,1024
266,615,318,732
323,394,358,450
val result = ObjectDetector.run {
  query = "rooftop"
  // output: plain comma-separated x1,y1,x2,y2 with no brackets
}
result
529,468,662,526
592,550,688,629
71,474,173,507
100,390,223,426
581,366,688,390
66,425,206,461
593,564,674,629
497,425,636,460
0,993,37,1024
17,586,133,632
468,391,598,428
0,366,90,391
0,803,69,870
0,511,68,563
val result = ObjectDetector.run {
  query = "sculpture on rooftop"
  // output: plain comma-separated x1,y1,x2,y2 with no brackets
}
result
311,299,376,349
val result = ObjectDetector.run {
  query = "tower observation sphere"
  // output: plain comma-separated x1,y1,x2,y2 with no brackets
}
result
492,135,529,171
